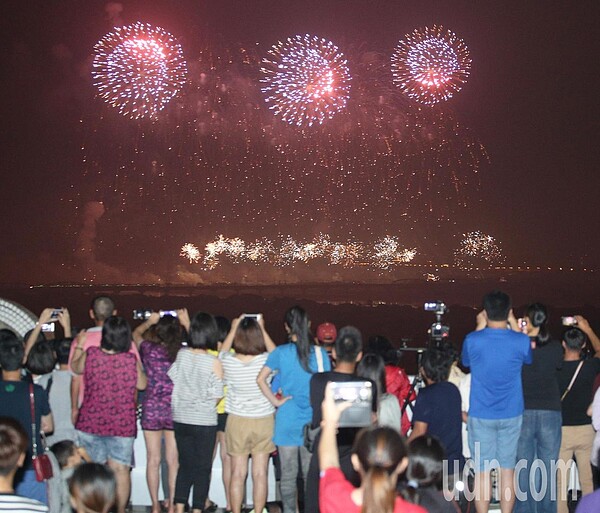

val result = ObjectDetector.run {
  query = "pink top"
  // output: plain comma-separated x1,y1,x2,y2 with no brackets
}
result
75,346,138,437
68,327,140,405
319,467,427,513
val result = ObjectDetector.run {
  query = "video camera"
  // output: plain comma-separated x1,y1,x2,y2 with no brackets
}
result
424,301,450,347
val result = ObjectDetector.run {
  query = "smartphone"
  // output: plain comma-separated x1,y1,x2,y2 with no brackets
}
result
562,316,578,326
51,309,62,319
330,381,373,428
518,318,527,329
243,314,263,322
133,309,152,320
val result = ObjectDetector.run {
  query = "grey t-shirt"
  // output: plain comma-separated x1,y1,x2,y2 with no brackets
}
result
38,369,77,445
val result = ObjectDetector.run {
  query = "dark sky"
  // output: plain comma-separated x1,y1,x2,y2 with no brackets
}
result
1,1,599,284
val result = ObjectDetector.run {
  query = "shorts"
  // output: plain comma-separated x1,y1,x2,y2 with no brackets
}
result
468,415,522,471
217,413,228,432
77,430,135,467
225,414,275,456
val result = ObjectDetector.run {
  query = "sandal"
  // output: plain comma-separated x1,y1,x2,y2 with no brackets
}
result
204,500,218,513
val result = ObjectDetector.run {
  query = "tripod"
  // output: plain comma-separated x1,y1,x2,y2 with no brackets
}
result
398,347,426,416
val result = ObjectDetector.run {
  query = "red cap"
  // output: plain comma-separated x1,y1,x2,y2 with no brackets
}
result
316,322,337,344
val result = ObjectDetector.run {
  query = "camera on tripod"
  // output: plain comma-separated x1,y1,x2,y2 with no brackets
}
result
424,301,450,347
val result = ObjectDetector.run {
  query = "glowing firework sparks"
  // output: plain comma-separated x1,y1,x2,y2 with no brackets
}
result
372,236,417,269
181,234,416,271
92,22,187,119
391,26,471,105
454,231,504,268
245,238,276,263
180,243,200,263
329,242,364,267
79,41,486,242
261,34,351,127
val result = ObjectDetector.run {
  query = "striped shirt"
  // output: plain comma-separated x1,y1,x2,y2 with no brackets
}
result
221,352,274,417
0,494,48,513
168,349,224,426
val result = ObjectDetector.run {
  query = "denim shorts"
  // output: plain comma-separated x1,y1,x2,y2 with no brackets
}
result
77,430,135,467
468,415,523,471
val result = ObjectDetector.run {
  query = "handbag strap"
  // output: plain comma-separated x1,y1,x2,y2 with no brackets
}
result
29,383,39,457
315,346,324,373
561,361,584,402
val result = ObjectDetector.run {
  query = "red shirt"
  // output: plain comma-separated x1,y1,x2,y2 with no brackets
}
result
319,467,427,513
385,365,415,434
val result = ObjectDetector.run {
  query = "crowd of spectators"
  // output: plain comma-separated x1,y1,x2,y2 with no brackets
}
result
0,291,599,513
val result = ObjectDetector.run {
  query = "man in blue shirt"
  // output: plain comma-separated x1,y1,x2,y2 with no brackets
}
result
409,347,464,470
461,290,532,513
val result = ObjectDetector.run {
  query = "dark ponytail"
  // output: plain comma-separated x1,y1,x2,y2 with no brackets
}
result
401,435,446,506
526,303,550,346
361,467,396,513
353,427,407,513
284,306,314,373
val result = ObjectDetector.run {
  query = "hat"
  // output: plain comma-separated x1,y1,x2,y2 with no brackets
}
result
316,322,337,344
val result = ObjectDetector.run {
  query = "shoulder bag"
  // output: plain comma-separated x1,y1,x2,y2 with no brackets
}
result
30,383,53,482
560,361,584,402
303,347,326,452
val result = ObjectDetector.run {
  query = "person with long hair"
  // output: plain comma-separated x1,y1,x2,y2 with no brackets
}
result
356,353,401,430
511,303,563,513
256,306,331,513
168,312,223,513
219,316,277,513
366,336,414,435
133,311,185,513
318,383,426,513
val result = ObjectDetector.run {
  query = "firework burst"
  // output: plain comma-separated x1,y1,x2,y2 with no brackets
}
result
180,243,200,263
92,22,187,119
181,234,417,271
391,25,471,105
454,231,504,268
261,34,351,127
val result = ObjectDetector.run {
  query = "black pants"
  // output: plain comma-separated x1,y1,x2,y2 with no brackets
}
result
173,422,217,510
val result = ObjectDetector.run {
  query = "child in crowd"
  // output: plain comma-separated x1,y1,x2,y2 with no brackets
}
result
51,440,92,513
69,463,116,513
38,338,77,445
400,435,459,513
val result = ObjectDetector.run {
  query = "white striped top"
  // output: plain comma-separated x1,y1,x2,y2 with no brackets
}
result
221,352,274,417
0,495,48,513
168,349,224,426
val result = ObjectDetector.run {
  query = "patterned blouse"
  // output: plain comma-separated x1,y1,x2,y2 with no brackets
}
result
139,341,174,431
76,347,138,437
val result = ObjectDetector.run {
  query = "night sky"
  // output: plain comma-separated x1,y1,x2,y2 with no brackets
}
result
1,1,599,285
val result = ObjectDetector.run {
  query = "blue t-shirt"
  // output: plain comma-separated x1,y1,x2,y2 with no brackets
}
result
461,328,532,419
265,343,331,446
412,381,464,467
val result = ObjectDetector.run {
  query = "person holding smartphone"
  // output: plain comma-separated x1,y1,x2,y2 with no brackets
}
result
304,326,377,513
256,306,331,513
